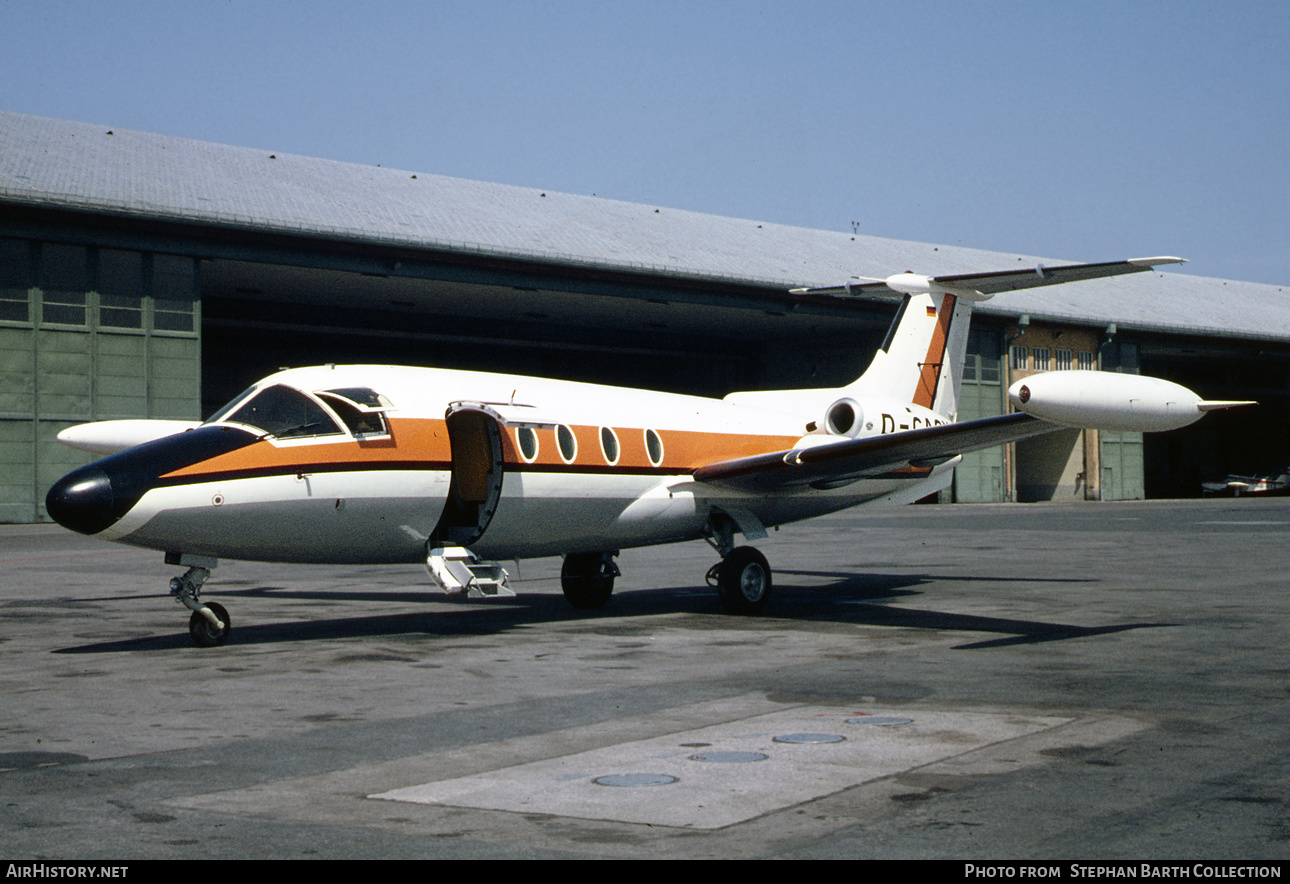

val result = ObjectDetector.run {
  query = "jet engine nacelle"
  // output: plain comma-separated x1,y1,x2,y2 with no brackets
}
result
1008,371,1213,433
823,397,864,437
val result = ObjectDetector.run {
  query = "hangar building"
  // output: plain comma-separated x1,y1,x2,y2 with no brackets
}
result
2,111,1287,523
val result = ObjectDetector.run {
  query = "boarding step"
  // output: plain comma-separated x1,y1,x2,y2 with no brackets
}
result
425,546,513,598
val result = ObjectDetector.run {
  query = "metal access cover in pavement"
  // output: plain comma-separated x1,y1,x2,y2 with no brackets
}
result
370,707,1074,829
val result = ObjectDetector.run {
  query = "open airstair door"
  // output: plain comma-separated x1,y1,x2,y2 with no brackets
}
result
433,405,506,548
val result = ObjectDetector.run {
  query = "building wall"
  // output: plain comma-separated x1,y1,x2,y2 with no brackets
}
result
0,238,200,522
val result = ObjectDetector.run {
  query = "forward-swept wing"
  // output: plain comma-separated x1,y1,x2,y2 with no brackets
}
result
694,412,1050,493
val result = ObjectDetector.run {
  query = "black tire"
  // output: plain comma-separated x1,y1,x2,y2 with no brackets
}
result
717,547,771,615
561,553,616,609
189,602,231,647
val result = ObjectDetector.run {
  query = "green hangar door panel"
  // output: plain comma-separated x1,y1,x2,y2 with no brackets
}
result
952,328,1006,503
1101,432,1145,501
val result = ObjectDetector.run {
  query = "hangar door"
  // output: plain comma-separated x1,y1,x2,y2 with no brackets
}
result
1099,343,1145,501
951,328,1006,502
0,240,200,523
1100,432,1145,501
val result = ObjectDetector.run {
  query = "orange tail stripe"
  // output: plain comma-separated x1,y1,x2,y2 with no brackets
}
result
913,294,956,409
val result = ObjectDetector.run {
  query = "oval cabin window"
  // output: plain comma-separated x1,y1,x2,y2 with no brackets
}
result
517,427,538,462
556,425,577,463
645,429,663,467
600,427,619,465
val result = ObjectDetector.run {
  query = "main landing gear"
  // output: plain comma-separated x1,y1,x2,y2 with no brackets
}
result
705,511,772,615
708,546,772,615
558,544,772,616
167,555,230,647
561,551,620,609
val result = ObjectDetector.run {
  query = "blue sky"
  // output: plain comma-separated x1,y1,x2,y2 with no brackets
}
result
3,0,1288,285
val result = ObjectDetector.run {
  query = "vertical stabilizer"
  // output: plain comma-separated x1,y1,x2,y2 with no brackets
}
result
844,290,976,420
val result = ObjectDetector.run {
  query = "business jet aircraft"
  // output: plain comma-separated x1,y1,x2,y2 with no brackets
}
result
46,257,1249,646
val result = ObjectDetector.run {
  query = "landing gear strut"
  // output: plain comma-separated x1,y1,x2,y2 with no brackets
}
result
704,511,772,615
168,558,230,647
561,551,619,609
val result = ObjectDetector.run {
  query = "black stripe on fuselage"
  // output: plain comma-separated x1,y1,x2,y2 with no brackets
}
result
153,459,685,488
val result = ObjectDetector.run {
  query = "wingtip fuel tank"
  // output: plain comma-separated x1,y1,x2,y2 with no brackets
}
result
56,419,203,456
1008,371,1253,433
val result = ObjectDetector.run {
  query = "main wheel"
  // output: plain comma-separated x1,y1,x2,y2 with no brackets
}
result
189,602,231,647
561,553,617,609
717,547,771,615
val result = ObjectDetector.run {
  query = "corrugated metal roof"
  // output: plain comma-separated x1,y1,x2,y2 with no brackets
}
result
2,110,1287,342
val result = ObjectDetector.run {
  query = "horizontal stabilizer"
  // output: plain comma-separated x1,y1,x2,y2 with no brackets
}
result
791,257,1186,299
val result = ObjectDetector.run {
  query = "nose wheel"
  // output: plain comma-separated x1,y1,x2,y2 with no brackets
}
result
189,602,231,647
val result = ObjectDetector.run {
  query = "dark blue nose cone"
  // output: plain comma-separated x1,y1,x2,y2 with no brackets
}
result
45,424,260,536
46,465,119,535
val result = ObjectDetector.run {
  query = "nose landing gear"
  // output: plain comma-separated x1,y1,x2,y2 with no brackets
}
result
167,555,230,647
188,600,231,648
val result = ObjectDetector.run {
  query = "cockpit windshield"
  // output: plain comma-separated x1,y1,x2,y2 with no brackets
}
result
220,385,344,439
205,386,257,425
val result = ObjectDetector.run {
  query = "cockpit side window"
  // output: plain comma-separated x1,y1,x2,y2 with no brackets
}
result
320,396,388,436
225,385,344,439
324,387,388,409
316,388,391,438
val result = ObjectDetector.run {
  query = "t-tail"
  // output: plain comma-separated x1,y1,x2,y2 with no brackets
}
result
768,258,1196,422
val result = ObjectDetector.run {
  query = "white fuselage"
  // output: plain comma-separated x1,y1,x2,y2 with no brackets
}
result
88,364,953,564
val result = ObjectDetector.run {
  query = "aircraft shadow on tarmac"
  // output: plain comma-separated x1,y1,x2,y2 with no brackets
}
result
53,570,1173,654
713,570,1172,650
